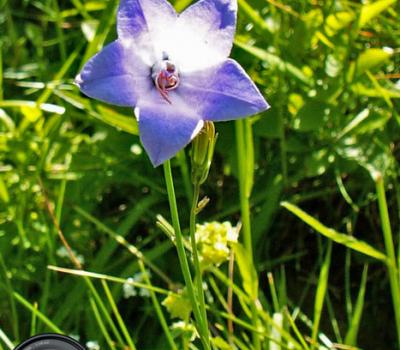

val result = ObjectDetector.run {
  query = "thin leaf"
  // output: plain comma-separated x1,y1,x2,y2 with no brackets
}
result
97,105,139,135
233,243,258,300
48,265,171,295
0,328,13,350
55,90,138,135
311,242,332,345
238,0,271,33
359,0,396,28
344,265,368,346
281,202,387,262
352,83,400,99
13,292,63,333
89,297,116,350
325,11,354,36
355,48,392,76
234,39,313,86
101,281,137,350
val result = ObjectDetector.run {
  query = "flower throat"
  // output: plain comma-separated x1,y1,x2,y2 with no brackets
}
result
152,56,180,104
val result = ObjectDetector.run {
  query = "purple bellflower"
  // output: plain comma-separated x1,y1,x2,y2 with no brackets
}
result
75,0,269,166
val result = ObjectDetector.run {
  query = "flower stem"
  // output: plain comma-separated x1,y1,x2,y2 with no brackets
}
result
375,175,400,346
138,260,177,350
189,183,210,337
235,119,261,350
235,119,254,254
163,160,211,350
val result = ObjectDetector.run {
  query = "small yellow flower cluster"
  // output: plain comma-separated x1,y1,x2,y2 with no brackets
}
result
162,289,192,321
195,221,239,268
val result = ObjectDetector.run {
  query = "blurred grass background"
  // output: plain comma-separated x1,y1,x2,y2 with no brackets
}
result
0,0,400,349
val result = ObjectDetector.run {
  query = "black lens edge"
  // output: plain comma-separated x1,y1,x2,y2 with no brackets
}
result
14,333,85,350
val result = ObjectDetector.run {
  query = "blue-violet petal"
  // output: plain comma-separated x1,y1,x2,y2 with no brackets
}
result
117,0,177,63
180,58,269,121
137,91,203,166
173,0,237,72
75,40,149,107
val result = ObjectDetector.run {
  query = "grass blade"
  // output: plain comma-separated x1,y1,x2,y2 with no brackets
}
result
101,280,137,350
12,292,62,333
311,242,332,348
344,265,368,346
281,201,387,262
89,297,116,350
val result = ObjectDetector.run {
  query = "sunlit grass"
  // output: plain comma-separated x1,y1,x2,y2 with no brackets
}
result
1,0,400,349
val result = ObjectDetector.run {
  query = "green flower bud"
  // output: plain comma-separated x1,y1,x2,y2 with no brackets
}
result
191,121,216,185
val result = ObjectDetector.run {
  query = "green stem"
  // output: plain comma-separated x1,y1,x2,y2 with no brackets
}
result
0,253,19,342
189,184,209,338
177,149,193,206
163,160,211,350
235,119,260,350
102,280,137,350
89,297,116,350
53,0,67,62
235,120,253,254
138,260,177,350
0,41,3,101
375,176,400,346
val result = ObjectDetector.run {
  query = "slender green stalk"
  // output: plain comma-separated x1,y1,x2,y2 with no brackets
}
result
48,265,171,296
70,0,91,20
0,254,19,342
40,177,124,345
30,302,38,336
284,308,310,350
163,160,211,350
138,260,177,350
89,297,116,350
267,272,280,313
85,277,125,346
311,241,332,348
0,327,14,350
189,184,209,336
325,293,342,343
102,280,137,350
0,41,3,101
344,249,352,324
375,176,400,346
53,0,67,61
73,205,173,286
344,264,368,346
56,159,70,223
235,120,253,257
13,292,62,333
177,149,193,206
235,119,260,350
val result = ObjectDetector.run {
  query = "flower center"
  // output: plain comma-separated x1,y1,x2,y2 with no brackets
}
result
152,60,180,104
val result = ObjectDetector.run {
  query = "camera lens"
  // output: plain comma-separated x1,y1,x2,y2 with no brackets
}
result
14,334,85,350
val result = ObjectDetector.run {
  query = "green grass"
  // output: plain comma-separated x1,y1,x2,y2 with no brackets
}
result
1,0,400,349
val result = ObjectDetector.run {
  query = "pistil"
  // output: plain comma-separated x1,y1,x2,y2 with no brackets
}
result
152,60,180,104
